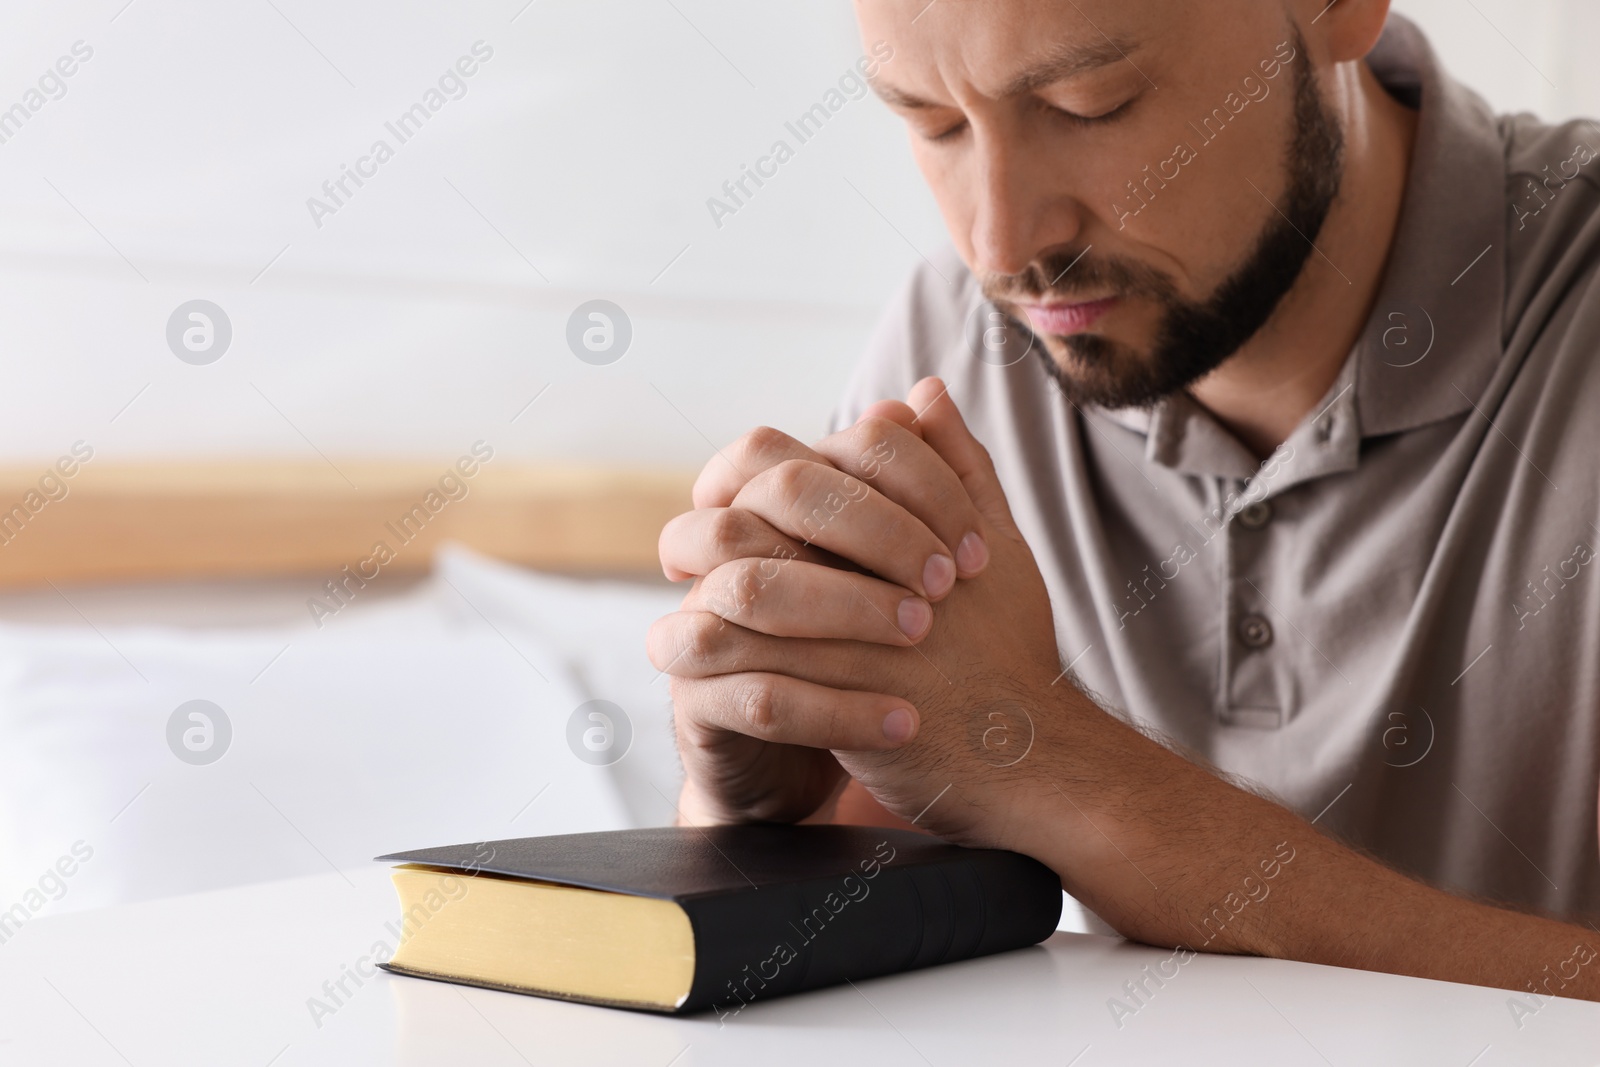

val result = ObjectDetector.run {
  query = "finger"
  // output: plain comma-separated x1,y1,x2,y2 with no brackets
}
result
683,559,933,645
855,399,924,438
733,459,958,599
688,400,928,514
813,414,991,577
670,671,919,750
649,610,883,688
906,376,1018,535
692,426,827,510
659,507,836,581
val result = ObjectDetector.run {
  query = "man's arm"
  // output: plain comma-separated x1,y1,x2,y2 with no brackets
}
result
652,378,1600,1002
1009,680,1599,1000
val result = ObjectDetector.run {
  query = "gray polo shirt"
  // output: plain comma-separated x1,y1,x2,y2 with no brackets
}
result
832,16,1600,922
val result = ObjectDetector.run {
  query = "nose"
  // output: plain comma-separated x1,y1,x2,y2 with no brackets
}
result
968,124,1084,279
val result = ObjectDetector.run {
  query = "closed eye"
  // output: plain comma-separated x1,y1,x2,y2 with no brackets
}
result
921,94,1138,143
925,118,969,143
1044,95,1137,129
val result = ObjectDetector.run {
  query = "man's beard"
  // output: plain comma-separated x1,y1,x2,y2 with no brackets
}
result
980,28,1345,410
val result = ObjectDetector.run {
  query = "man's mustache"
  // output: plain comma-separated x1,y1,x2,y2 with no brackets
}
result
978,248,1174,305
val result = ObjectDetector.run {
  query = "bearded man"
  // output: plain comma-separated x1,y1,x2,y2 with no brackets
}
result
651,0,1600,1000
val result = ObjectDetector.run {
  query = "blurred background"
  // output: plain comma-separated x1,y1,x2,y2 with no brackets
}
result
0,0,1595,925
1,0,1595,466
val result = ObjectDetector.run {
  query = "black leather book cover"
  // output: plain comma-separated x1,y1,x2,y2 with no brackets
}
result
376,824,1062,1015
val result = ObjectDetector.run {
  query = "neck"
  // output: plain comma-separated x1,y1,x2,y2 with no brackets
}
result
1187,58,1419,461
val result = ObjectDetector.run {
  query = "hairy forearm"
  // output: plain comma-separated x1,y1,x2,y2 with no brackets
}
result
1017,692,1600,1001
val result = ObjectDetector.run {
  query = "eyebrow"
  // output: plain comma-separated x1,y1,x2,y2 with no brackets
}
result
872,37,1139,111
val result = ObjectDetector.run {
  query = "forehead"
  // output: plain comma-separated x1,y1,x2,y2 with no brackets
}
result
854,0,1200,100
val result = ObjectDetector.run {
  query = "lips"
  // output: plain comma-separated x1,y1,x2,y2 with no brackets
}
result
1019,297,1119,335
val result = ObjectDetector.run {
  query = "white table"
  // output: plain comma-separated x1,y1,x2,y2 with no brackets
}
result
2,868,1596,1066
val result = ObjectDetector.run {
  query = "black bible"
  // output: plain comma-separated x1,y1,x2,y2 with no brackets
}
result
376,824,1062,1015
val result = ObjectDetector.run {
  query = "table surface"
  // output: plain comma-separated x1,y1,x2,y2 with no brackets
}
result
2,868,1596,1066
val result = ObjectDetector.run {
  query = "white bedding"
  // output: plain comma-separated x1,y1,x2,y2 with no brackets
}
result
0,546,683,914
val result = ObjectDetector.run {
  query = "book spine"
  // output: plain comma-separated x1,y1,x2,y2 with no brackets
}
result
678,848,1062,1016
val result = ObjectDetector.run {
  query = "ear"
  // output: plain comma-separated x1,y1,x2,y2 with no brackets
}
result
1310,0,1392,64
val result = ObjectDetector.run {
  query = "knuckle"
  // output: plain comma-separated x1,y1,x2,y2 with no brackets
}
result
703,508,749,564
734,678,778,734
683,610,728,667
850,415,898,449
766,458,817,502
845,417,899,460
765,461,843,541
708,559,764,619
738,425,794,462
971,438,999,476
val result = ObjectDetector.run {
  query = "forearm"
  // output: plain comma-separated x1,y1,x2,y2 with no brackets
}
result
1018,691,1600,1001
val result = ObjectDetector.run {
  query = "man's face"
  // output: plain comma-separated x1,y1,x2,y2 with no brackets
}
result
856,0,1345,408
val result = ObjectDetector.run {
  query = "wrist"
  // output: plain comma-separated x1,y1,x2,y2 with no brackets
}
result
992,683,1132,865
1006,684,1314,952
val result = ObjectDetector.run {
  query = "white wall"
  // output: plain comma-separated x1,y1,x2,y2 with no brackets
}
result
1390,0,1600,120
0,0,1593,468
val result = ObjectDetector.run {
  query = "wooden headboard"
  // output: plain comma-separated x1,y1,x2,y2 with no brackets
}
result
0,461,698,588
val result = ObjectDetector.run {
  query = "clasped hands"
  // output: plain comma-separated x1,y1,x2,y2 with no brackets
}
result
652,392,1592,981
649,377,1074,853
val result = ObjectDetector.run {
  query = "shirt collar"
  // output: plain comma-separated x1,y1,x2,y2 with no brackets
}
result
1354,13,1506,437
1093,13,1507,475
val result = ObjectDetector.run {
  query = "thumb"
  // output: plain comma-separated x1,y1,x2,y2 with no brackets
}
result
906,377,1017,534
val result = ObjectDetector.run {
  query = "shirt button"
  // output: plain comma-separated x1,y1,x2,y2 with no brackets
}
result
1237,501,1272,529
1238,614,1274,649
